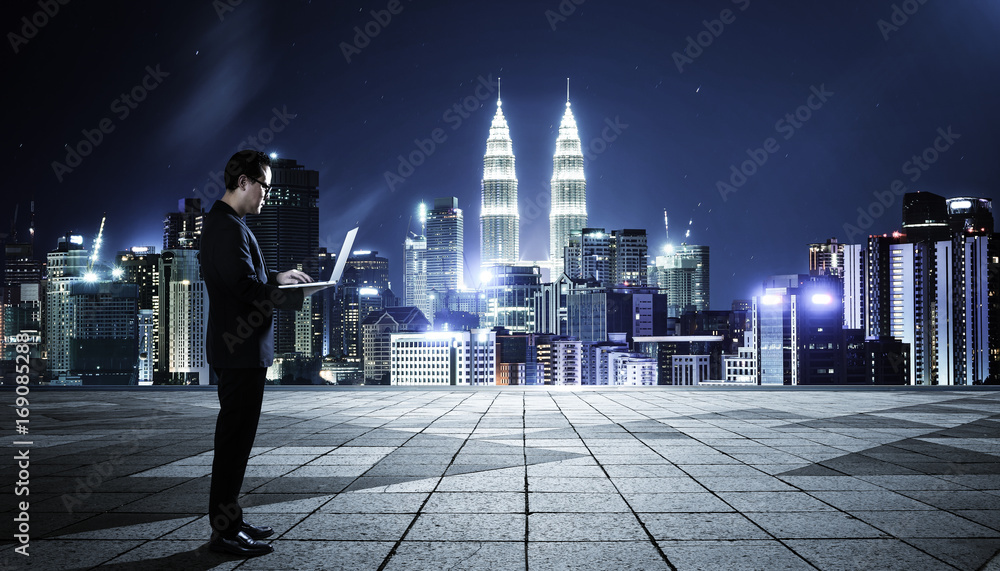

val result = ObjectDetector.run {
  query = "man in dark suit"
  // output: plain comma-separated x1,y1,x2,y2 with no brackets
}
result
200,150,314,557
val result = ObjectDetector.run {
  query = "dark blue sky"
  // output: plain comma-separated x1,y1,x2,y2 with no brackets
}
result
8,0,1000,308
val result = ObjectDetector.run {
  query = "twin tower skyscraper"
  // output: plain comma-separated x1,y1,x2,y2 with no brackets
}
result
479,79,588,273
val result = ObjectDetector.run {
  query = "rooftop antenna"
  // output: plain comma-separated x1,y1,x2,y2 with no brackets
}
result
664,209,669,242
566,77,570,104
498,76,501,103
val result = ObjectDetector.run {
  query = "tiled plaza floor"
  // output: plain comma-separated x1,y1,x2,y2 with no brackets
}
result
3,387,1000,570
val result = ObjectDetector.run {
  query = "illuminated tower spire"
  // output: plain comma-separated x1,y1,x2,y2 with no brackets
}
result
480,77,519,267
549,78,587,273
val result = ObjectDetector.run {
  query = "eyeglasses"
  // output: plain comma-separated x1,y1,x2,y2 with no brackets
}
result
246,175,271,194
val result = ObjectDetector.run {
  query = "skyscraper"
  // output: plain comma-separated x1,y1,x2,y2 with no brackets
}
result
481,264,541,333
480,93,519,267
610,229,648,287
245,157,320,355
118,246,160,373
163,198,204,250
46,234,88,379
332,250,392,364
564,228,610,285
549,86,587,273
404,202,431,322
840,193,995,384
426,197,464,295
650,244,710,315
158,249,208,385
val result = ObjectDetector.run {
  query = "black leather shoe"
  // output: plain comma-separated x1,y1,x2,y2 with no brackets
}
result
241,520,274,539
209,530,273,557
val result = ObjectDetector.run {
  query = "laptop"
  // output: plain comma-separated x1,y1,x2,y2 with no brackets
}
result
278,227,358,290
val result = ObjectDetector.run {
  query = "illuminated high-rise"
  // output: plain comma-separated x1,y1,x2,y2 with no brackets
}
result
246,157,320,355
549,85,587,273
426,197,464,295
46,234,88,379
404,202,431,322
480,93,519,267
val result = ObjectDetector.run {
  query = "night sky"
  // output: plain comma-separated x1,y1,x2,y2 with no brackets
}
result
8,0,1000,308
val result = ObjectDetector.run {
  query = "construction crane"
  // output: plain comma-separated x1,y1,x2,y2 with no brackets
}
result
84,213,106,281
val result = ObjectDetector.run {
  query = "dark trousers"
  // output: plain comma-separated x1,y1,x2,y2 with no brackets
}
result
209,367,266,538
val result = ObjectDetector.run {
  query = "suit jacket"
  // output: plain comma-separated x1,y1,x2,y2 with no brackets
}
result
200,200,304,368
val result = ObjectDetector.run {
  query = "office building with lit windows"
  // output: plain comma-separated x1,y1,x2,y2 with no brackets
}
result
752,274,855,385
118,247,160,372
67,281,139,385
404,203,431,323
163,198,204,250
389,329,496,386
481,264,541,333
650,243,710,316
427,197,464,295
361,307,431,385
808,238,845,277
564,228,611,285
610,229,648,287
246,157,320,355
45,234,89,379
159,249,208,385
844,193,997,384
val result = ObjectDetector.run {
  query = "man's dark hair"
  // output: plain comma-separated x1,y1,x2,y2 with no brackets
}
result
224,150,272,190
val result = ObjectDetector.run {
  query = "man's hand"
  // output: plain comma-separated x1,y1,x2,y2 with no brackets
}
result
275,270,314,285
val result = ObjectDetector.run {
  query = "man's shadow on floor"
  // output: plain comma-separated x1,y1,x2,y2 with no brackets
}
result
91,543,269,570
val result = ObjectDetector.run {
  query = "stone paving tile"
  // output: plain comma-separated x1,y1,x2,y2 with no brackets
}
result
283,513,413,541
55,514,197,540
317,491,428,513
384,541,526,570
624,492,735,513
911,537,1000,570
100,540,242,570
407,513,525,541
529,541,670,570
15,539,146,570
785,538,958,570
241,494,334,514
897,490,1000,510
849,510,999,538
807,490,937,511
716,491,836,512
529,476,616,493
424,492,525,513
692,476,797,492
953,510,1000,532
658,539,813,570
745,511,889,539
640,513,771,541
529,513,646,541
239,540,395,570
529,492,630,513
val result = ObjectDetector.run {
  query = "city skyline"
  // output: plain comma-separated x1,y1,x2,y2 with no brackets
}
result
7,0,1000,309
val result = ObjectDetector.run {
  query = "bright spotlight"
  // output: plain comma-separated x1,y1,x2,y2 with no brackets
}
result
479,270,493,285
811,293,833,305
83,271,99,283
112,267,124,279
761,294,782,305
